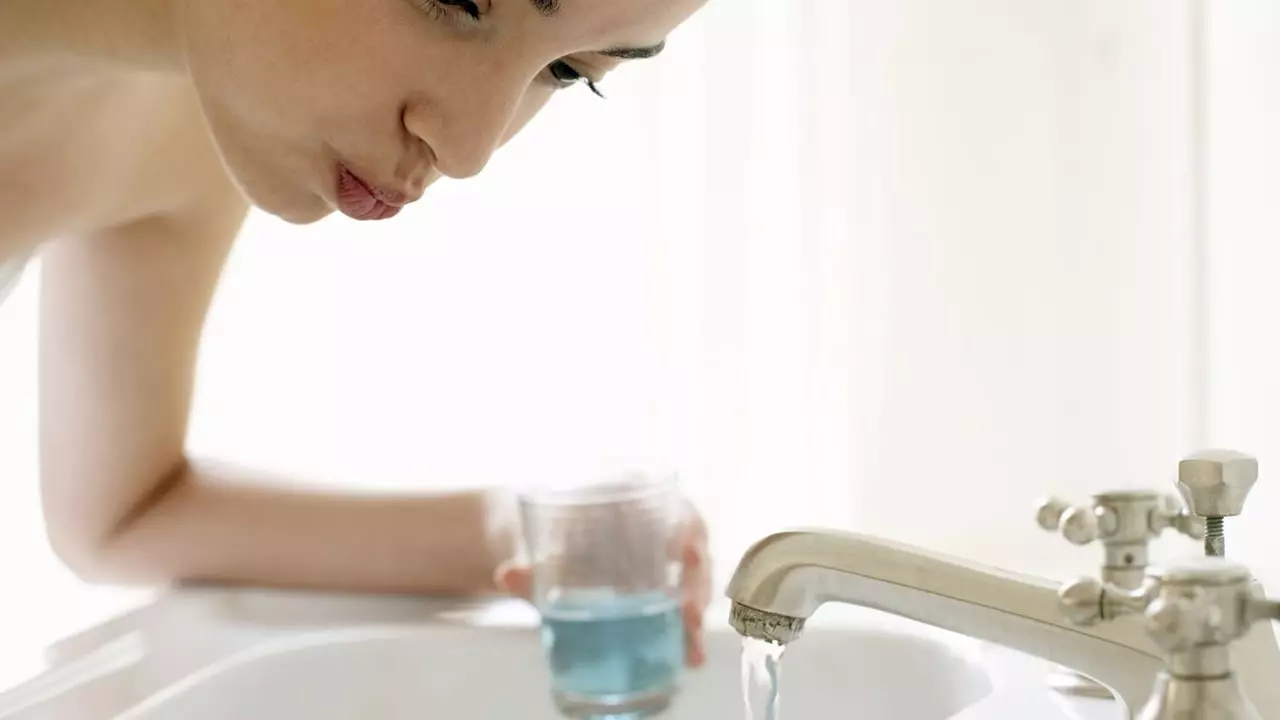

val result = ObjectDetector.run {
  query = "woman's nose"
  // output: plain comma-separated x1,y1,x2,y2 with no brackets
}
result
403,71,527,180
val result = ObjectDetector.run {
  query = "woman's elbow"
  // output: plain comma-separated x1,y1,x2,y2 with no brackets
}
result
41,483,139,585
39,457,189,586
44,520,116,584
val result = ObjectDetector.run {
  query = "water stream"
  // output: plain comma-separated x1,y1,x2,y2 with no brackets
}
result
741,638,786,720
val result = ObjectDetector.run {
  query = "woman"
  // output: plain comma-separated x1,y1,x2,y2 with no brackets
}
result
0,0,712,666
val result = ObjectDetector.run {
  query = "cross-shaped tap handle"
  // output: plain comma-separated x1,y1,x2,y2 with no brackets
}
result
1036,492,1202,546
1061,557,1269,651
1057,575,1153,626
1036,497,1104,545
1036,491,1203,589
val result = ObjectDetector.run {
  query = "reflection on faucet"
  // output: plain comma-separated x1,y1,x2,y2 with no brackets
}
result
725,529,1163,715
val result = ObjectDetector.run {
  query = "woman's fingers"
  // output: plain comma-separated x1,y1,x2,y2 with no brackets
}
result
680,529,711,668
683,595,706,667
495,560,534,600
497,499,712,670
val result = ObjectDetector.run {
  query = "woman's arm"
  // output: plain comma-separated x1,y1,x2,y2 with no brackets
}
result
38,196,515,596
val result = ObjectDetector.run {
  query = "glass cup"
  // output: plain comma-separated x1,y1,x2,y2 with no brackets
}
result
518,468,686,719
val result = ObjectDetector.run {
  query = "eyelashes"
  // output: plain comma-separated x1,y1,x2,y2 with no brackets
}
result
419,0,481,20
415,0,606,98
548,60,605,98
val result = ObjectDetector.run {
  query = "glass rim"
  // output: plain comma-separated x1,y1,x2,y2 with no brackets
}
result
518,467,679,508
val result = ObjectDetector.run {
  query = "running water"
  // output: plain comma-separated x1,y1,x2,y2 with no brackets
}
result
741,638,786,720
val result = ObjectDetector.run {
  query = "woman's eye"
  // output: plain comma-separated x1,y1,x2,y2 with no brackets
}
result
547,61,605,97
419,0,481,20
548,61,583,86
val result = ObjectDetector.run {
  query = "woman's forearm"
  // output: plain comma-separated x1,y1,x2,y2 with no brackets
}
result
84,458,519,596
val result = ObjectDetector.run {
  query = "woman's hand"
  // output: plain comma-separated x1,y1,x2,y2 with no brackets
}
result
495,498,712,667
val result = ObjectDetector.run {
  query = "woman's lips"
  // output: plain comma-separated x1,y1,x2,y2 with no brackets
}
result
336,165,403,221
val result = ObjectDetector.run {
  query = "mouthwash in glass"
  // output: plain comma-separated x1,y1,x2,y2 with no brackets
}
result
540,590,684,717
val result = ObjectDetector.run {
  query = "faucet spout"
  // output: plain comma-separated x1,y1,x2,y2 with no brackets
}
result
725,529,1163,715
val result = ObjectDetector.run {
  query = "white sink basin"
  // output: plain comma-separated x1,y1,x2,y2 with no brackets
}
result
0,589,1120,720
118,607,991,719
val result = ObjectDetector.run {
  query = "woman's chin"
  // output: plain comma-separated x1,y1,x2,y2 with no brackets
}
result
238,181,335,225
271,203,335,226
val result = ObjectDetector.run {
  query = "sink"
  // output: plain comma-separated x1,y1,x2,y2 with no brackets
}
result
0,589,1120,720
116,605,991,719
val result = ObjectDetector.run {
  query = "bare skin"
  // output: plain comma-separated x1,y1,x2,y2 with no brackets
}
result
0,0,710,665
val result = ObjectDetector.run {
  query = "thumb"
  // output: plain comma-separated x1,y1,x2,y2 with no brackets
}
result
495,560,534,600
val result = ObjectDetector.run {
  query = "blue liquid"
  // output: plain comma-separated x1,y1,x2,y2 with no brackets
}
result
541,591,684,708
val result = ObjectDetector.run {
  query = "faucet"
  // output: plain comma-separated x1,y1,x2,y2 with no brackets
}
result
1062,555,1280,719
1056,449,1280,718
1035,489,1204,698
725,449,1280,719
724,528,1164,714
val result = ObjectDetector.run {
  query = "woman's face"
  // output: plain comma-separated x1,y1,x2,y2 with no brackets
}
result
179,0,705,223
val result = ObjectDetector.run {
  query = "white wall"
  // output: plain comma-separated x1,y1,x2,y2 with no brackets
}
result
0,0,1235,681
834,1,1202,578
1204,0,1280,583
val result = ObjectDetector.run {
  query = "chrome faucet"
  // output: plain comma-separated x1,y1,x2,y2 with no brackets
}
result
724,528,1165,714
1055,449,1280,719
724,449,1280,719
1061,555,1280,719
1035,489,1205,698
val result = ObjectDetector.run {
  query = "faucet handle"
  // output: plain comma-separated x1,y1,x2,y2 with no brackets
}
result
1036,491,1199,546
1150,493,1206,540
1058,576,1155,626
1061,557,1263,640
1246,595,1280,627
1035,496,1072,532
1035,496,1108,545
1037,491,1204,589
